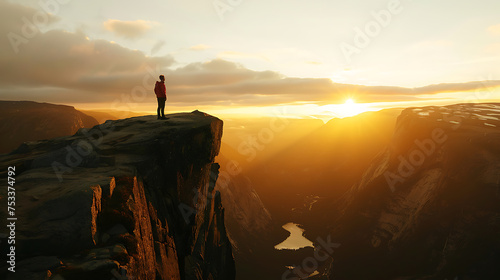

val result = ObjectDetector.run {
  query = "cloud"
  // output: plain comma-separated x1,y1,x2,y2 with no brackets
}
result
487,24,500,36
103,19,158,39
1,2,499,108
0,28,174,89
0,2,174,104
159,59,500,106
217,51,270,62
189,44,211,51
0,0,59,49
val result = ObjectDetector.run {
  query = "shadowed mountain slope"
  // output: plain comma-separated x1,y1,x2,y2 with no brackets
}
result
0,101,99,154
324,103,500,279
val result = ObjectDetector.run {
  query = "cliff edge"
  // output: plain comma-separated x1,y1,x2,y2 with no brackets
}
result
326,103,500,279
0,111,235,280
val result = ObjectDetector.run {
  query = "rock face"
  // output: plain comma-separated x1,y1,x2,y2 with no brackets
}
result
325,103,500,279
0,111,235,280
215,153,281,280
216,154,273,255
0,101,99,154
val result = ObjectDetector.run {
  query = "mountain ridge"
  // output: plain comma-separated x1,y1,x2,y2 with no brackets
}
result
0,101,99,154
324,103,500,279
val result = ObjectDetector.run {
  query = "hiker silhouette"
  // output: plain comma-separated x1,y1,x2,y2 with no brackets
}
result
154,75,167,120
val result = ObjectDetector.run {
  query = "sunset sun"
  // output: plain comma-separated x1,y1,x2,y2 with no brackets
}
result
2,0,499,278
334,98,369,118
345,98,355,107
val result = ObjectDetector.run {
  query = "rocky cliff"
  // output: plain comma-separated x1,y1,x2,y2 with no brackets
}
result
0,101,99,154
215,152,282,280
0,111,235,280
325,103,500,279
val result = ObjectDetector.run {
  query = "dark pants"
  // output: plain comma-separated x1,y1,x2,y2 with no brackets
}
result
157,97,166,117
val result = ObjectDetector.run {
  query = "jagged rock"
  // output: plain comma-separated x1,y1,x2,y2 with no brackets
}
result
214,155,279,279
325,103,500,279
0,112,235,280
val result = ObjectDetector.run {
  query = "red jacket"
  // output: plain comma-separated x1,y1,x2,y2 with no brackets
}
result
154,81,166,98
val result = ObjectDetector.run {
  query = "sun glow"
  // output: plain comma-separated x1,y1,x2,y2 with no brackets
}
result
345,98,355,106
331,98,370,118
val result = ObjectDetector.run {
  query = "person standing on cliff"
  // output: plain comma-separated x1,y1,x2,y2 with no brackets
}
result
154,75,167,120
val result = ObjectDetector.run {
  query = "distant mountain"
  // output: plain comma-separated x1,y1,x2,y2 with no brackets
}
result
323,103,500,279
0,101,99,154
78,110,119,123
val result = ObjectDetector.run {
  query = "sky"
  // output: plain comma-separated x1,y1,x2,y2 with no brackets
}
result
1,0,500,119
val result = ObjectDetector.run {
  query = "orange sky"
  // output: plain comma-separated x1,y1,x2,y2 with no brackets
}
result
1,0,500,120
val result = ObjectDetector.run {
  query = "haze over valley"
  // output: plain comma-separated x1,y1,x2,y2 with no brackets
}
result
1,0,500,279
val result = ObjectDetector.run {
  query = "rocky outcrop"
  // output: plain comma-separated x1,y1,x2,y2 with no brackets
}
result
0,101,99,154
325,103,500,279
0,111,235,280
